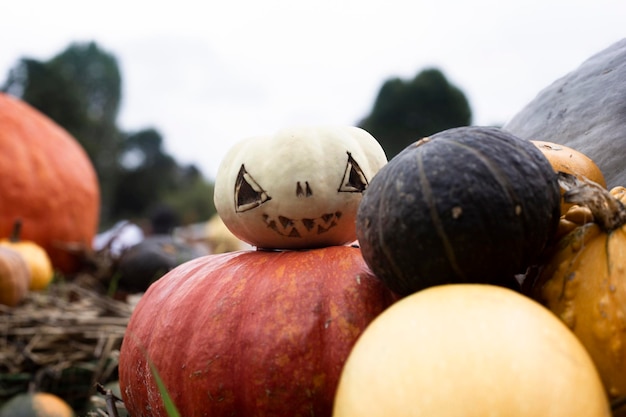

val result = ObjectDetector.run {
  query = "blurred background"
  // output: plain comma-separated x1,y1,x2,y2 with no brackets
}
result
2,0,624,230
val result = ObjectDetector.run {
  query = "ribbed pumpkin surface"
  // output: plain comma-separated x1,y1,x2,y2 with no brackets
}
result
118,246,397,417
356,126,560,295
0,93,100,273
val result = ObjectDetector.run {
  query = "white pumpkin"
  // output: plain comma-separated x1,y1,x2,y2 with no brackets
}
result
214,126,387,249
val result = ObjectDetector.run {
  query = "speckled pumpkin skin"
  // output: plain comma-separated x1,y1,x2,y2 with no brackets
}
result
118,245,397,417
504,39,626,189
0,93,100,274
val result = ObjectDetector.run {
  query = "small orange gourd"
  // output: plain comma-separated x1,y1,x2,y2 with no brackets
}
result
531,173,626,401
0,246,31,307
532,140,607,215
0,220,54,291
0,392,75,417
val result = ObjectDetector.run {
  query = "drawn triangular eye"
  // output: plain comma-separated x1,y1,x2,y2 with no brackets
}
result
235,164,271,212
338,152,368,193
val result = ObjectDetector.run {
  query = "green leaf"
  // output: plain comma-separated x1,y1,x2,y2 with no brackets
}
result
148,358,181,417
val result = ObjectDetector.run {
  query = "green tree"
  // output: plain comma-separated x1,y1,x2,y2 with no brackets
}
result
359,68,472,159
111,128,179,220
112,128,216,225
163,166,216,225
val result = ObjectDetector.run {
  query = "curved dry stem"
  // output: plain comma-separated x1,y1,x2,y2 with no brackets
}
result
558,172,626,232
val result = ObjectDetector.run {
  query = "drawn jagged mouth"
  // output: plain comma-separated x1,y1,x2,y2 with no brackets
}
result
262,212,342,237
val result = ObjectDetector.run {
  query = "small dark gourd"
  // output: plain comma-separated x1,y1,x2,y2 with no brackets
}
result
356,126,561,296
115,235,205,293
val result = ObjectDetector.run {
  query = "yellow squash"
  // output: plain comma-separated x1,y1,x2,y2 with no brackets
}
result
1,220,54,291
532,174,626,402
334,284,610,417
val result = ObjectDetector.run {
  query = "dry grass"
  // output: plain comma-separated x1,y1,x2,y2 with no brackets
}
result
0,274,138,414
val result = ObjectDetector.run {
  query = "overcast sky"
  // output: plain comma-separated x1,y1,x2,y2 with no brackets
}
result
1,0,624,179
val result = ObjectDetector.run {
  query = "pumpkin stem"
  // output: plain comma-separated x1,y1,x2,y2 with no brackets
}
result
558,172,626,232
10,219,22,243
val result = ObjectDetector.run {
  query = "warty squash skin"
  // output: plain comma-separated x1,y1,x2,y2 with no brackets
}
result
0,93,100,274
531,176,626,402
118,245,397,417
333,284,611,417
356,126,561,296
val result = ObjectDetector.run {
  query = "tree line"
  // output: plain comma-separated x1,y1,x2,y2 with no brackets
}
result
1,41,472,231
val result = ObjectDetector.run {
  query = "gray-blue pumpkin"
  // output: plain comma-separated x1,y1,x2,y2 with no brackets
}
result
504,38,626,189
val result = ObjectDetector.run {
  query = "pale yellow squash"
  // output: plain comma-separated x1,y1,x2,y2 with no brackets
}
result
334,284,610,417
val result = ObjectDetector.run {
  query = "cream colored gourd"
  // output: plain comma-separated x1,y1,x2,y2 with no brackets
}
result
333,284,611,417
214,126,387,249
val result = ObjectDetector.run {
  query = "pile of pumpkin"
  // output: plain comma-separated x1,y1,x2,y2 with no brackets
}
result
116,120,625,417
0,91,101,309
116,38,625,417
0,92,106,416
3,39,626,416
0,220,55,307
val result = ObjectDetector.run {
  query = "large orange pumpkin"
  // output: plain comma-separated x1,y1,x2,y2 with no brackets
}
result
118,245,397,417
0,93,100,273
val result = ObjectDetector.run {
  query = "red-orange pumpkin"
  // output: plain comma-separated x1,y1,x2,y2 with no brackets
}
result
0,93,100,273
118,245,397,417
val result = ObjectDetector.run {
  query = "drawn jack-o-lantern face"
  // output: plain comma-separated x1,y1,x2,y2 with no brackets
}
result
214,126,387,249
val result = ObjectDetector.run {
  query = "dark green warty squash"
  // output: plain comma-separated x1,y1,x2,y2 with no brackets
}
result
356,126,561,296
